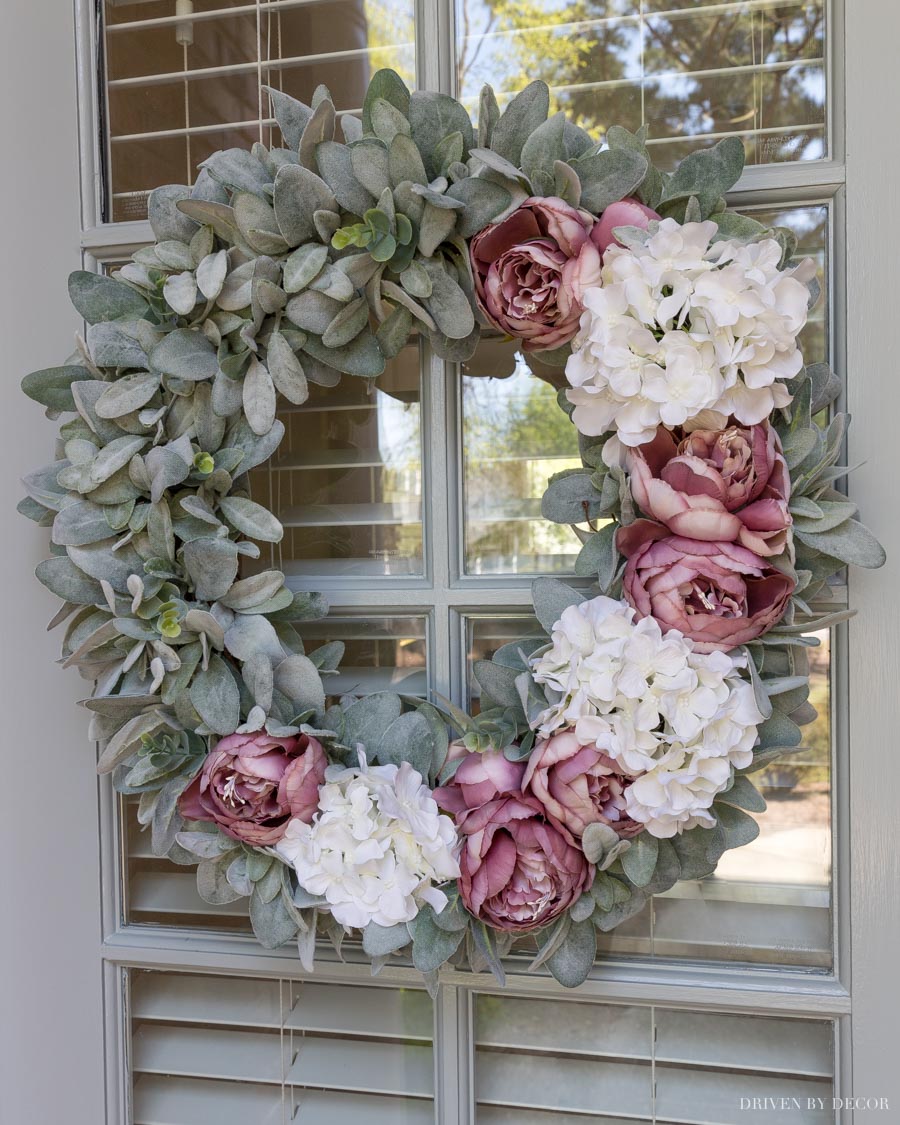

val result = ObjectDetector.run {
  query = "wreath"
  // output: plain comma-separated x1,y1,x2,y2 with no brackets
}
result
20,71,885,989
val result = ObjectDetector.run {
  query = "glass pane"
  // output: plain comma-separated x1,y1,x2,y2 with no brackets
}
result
124,612,428,928
299,614,429,698
104,0,416,220
456,0,826,169
248,345,424,578
462,344,582,575
465,616,832,968
474,995,834,1123
129,969,435,1124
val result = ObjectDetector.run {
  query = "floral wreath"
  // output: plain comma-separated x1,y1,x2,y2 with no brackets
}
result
21,71,885,989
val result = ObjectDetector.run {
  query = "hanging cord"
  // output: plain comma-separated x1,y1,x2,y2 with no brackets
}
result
175,0,194,184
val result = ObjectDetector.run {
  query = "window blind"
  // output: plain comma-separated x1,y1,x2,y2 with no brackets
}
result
129,970,435,1125
455,0,827,168
103,0,417,220
473,995,834,1123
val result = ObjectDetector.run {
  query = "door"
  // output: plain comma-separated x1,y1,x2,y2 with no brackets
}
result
2,0,898,1121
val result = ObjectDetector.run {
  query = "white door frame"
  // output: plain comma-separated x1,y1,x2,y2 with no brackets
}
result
3,1,899,1121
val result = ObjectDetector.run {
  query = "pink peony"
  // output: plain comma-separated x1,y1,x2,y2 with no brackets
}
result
626,423,792,556
470,196,602,352
179,731,327,846
433,745,524,817
617,519,795,652
522,730,644,839
456,793,594,932
591,197,660,256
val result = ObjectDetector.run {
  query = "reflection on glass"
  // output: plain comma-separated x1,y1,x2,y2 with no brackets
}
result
249,345,423,577
129,969,435,1122
299,614,428,699
104,0,416,220
456,0,826,168
465,615,833,968
463,344,582,575
473,994,834,1122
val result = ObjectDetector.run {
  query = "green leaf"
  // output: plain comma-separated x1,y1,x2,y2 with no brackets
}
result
376,304,413,360
22,365,92,412
574,523,619,593
148,183,198,242
575,148,648,213
274,164,337,245
250,882,299,948
150,328,218,381
620,832,659,887
422,262,475,340
302,328,386,379
190,653,240,736
520,111,567,183
473,660,524,711
182,536,240,601
316,140,376,216
446,177,512,238
197,852,246,905
541,469,606,524
94,371,161,419
409,91,474,179
68,270,148,324
795,519,886,569
662,136,745,216
264,85,313,149
273,654,326,714
531,576,584,633
545,918,596,988
410,904,465,973
362,68,411,136
490,80,550,166
375,711,434,777
35,554,104,604
363,921,411,957
715,803,760,849
717,774,767,813
341,691,403,751
755,710,802,751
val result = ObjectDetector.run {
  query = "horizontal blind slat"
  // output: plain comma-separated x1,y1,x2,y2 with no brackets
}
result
292,1090,435,1125
133,1074,283,1125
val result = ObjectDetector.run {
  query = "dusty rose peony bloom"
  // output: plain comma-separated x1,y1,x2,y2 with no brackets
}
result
456,793,594,932
627,423,792,556
591,197,660,256
179,731,327,846
522,730,644,839
433,745,524,817
470,196,602,351
617,519,795,652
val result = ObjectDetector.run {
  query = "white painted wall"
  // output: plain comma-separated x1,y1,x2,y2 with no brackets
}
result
0,2,106,1121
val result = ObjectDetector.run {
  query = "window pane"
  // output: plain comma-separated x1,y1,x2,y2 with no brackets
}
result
103,0,416,221
124,613,428,928
473,995,834,1123
465,615,832,968
462,345,582,575
456,0,826,169
129,969,435,1124
249,346,424,578
300,614,429,698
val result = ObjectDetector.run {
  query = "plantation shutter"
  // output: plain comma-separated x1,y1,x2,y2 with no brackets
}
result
130,971,435,1125
473,997,834,1123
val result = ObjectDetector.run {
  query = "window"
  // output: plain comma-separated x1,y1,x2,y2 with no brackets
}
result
85,1,854,1121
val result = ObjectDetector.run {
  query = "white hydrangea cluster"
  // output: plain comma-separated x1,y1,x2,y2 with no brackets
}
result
531,596,763,837
564,219,815,446
276,755,460,929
